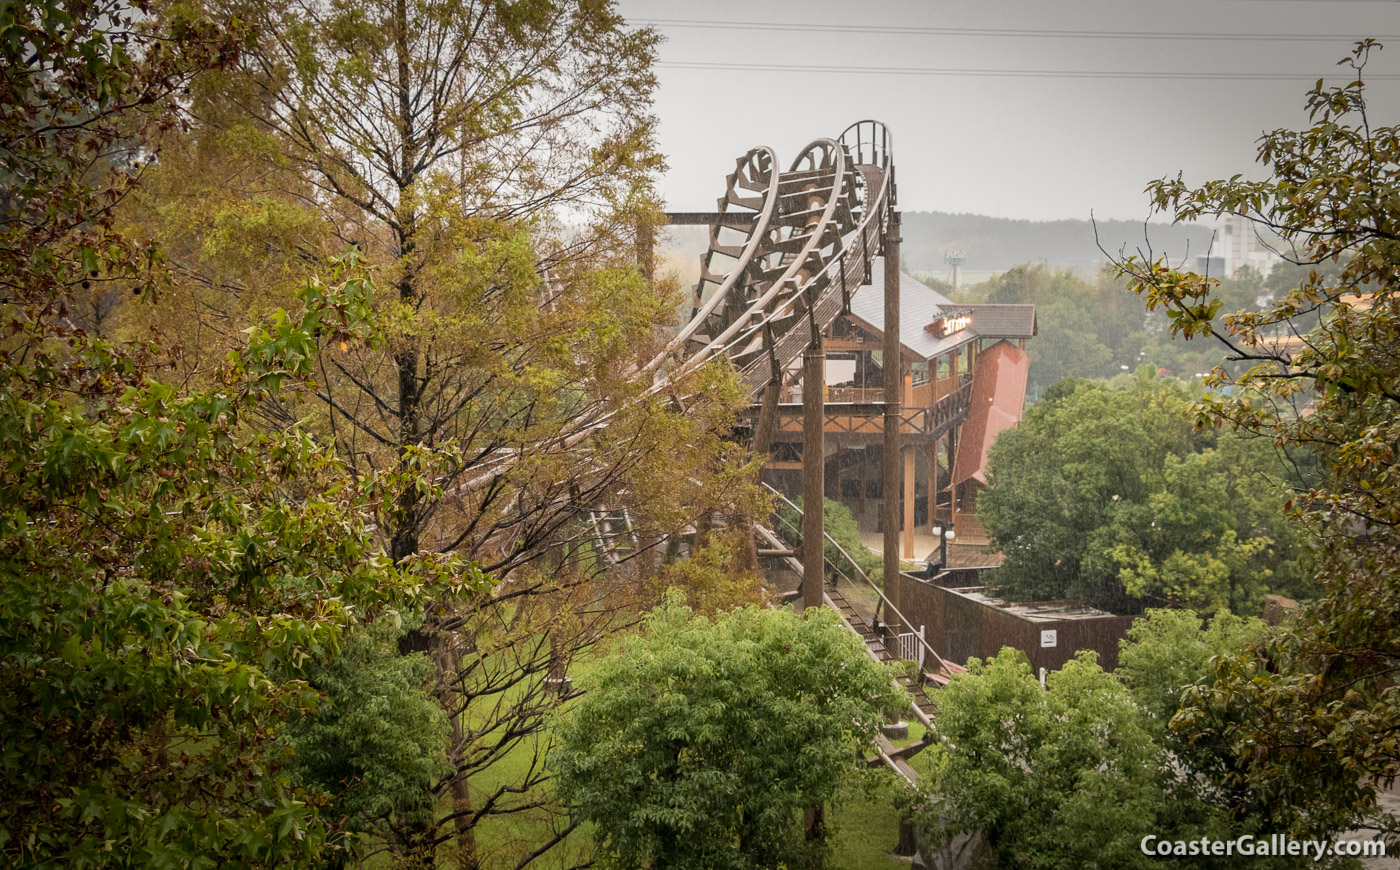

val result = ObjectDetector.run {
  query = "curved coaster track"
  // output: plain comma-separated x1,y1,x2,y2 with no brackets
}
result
541,119,981,867
475,119,971,865
467,119,963,798
457,122,896,487
650,120,893,399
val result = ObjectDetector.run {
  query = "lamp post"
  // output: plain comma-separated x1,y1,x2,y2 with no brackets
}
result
927,525,956,577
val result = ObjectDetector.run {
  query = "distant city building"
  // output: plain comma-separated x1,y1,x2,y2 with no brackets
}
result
1195,214,1281,278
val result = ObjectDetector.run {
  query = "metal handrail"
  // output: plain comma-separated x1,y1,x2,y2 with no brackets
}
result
760,482,950,673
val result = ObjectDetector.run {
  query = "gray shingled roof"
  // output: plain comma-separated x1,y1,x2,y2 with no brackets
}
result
847,260,1036,361
962,303,1038,340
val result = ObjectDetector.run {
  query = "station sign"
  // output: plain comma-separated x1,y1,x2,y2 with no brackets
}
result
925,309,973,338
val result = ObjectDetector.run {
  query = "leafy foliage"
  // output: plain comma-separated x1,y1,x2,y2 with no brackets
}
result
776,496,883,581
112,1,766,863
916,649,1167,870
979,376,1307,612
552,594,905,870
1,0,246,321
282,616,452,840
1115,40,1400,844
1117,608,1266,726
3,1,480,864
917,633,1301,870
954,264,1145,392
0,254,483,866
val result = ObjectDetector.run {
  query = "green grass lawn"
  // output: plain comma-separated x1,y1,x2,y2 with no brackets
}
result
829,775,911,870
891,717,927,749
462,638,610,869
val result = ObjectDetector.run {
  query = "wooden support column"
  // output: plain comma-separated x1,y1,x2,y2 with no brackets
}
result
902,372,915,560
881,210,903,631
902,447,916,559
926,442,937,528
802,341,825,612
858,449,867,517
740,338,783,576
946,426,959,527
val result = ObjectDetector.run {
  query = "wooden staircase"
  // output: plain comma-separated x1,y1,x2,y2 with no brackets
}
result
827,585,936,721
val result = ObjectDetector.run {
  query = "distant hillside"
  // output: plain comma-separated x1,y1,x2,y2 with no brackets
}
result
899,211,1216,277
655,212,1218,288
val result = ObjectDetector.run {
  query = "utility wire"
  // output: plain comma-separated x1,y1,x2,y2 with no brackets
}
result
657,61,1400,80
640,18,1399,42
1218,0,1398,4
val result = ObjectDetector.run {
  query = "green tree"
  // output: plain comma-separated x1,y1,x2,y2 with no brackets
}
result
980,377,1305,611
778,496,883,580
552,594,905,870
1117,40,1400,843
1214,264,1267,318
282,616,453,862
0,246,481,865
917,629,1298,870
1117,608,1266,726
915,649,1166,870
963,264,1147,391
1030,291,1115,387
1116,611,1283,856
3,2,477,864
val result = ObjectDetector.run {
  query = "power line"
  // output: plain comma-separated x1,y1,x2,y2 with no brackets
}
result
656,61,1400,81
640,18,1398,43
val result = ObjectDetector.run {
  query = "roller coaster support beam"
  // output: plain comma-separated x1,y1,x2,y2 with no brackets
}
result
802,340,826,612
636,212,754,284
663,212,756,227
882,209,906,634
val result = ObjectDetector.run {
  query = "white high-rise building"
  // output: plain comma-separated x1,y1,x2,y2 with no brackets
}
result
1196,214,1281,278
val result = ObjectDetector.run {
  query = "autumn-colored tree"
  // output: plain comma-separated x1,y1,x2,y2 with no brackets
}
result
113,1,764,864
0,9,483,853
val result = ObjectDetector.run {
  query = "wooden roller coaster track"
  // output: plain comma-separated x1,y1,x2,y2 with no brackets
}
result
650,120,895,400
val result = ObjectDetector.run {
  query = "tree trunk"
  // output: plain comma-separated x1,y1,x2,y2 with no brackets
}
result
805,801,827,848
437,640,480,869
389,0,422,564
895,815,919,856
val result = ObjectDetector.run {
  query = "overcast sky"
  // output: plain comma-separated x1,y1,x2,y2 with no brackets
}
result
615,0,1400,222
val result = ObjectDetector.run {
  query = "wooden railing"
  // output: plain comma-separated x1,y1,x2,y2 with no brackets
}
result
826,385,884,404
771,373,973,440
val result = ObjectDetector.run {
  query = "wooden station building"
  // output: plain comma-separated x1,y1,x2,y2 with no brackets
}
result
761,260,1036,562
